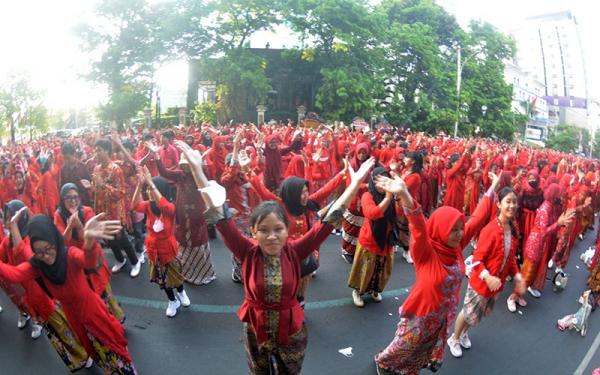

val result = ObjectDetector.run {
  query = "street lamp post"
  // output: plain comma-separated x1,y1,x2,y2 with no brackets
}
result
453,45,485,138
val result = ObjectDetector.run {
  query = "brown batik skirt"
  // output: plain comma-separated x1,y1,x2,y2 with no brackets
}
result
243,323,308,375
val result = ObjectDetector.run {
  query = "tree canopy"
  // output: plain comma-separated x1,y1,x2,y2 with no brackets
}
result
79,0,524,140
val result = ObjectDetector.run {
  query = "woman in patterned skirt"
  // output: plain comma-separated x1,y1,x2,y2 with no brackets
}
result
185,141,374,374
151,141,216,285
347,167,401,308
54,183,125,323
373,172,499,374
448,187,526,358
3,200,90,371
0,214,136,374
132,168,190,318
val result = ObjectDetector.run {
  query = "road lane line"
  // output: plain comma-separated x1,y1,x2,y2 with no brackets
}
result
115,287,412,314
574,328,600,375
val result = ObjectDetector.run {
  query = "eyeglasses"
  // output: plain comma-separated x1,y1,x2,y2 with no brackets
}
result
33,243,55,259
64,195,80,201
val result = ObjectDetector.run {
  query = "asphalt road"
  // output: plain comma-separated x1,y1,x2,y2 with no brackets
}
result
1,225,599,375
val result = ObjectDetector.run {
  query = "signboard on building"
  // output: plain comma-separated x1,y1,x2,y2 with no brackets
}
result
525,126,543,141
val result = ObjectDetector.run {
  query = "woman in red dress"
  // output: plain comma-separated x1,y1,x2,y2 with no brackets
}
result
186,142,374,374
3,200,90,370
448,187,526,358
0,214,136,374
54,183,125,323
373,171,499,374
132,168,190,318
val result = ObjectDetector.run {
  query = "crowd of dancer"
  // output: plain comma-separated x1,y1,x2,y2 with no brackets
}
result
0,120,599,374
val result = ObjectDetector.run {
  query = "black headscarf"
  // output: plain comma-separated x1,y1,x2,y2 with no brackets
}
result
368,167,396,251
279,177,320,217
28,215,69,285
58,183,85,240
150,176,173,216
4,200,28,246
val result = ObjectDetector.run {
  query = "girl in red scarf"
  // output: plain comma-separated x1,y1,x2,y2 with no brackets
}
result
443,148,472,212
35,154,62,217
374,171,499,373
551,175,591,272
511,184,574,301
518,169,544,256
449,187,526,358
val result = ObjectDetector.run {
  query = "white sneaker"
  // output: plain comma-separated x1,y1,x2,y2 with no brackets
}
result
527,287,541,298
352,290,365,307
459,332,471,349
447,336,463,358
138,250,146,264
0,305,3,313
555,267,563,274
111,259,127,273
370,292,383,303
17,313,30,329
31,324,43,339
166,299,181,317
402,251,414,264
85,357,94,368
177,290,191,307
547,259,554,269
129,261,141,278
507,296,517,313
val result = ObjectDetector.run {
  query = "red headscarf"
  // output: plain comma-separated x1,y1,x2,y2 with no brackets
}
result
522,169,542,195
544,183,562,220
351,143,370,170
426,206,466,268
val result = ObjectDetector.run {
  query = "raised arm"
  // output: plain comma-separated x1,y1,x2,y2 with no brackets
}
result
0,261,38,284
375,174,435,266
293,157,376,259
461,172,500,248
215,216,255,260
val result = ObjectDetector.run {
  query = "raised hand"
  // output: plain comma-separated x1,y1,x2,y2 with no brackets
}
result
10,206,28,226
488,172,500,190
84,213,122,241
145,141,159,154
350,157,375,184
238,150,251,170
375,175,407,195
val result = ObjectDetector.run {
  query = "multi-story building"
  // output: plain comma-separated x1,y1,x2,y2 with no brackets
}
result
504,61,550,141
510,11,589,129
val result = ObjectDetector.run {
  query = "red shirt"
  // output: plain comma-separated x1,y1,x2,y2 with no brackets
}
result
54,206,110,295
216,217,333,345
134,197,178,264
0,243,131,362
469,218,520,298
357,192,402,256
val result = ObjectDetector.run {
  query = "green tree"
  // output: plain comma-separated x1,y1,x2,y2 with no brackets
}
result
192,101,217,125
377,0,461,133
285,0,386,121
97,83,150,125
0,73,42,142
545,125,582,153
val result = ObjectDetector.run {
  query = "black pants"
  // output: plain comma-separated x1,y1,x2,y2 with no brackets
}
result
132,221,146,254
108,229,138,265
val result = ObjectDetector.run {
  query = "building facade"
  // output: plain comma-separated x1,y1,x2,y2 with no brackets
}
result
510,11,589,129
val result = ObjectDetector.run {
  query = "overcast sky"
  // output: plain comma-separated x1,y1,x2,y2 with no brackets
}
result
0,0,597,112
